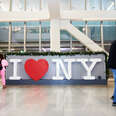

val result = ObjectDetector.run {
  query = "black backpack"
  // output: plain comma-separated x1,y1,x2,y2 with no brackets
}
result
0,61,3,70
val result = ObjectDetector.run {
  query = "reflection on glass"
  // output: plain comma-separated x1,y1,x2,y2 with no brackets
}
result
60,30,70,52
88,21,100,26
41,21,50,27
61,30,71,41
41,22,50,41
87,0,100,10
60,0,70,10
0,22,8,26
87,27,100,41
12,0,24,11
26,0,40,11
41,0,48,10
27,22,40,42
102,0,115,10
103,21,116,25
41,21,50,51
72,0,85,10
71,21,85,51
87,21,100,41
0,22,8,42
0,0,9,11
72,21,85,33
12,22,24,43
103,21,116,41
27,22,40,27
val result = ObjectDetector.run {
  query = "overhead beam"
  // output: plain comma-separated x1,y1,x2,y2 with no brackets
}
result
61,10,116,21
0,11,49,22
0,10,116,22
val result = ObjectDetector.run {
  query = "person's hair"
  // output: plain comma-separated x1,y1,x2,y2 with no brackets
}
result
0,54,4,60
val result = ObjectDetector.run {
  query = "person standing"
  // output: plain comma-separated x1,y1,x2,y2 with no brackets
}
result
0,54,8,89
108,40,116,106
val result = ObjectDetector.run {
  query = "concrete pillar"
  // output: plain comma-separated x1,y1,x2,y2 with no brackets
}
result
50,19,60,52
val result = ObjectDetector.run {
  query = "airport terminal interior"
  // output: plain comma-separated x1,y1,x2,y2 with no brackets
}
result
0,0,116,116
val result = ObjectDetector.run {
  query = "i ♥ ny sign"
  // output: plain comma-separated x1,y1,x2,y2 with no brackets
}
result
6,54,106,81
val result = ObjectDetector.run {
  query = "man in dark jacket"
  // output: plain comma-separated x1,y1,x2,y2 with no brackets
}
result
108,40,116,106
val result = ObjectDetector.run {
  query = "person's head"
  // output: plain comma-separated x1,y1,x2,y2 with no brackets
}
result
0,54,4,60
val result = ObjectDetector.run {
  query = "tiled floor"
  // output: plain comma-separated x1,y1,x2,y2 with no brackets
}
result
0,81,116,116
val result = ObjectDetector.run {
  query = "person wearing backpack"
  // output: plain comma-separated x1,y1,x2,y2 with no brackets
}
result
0,54,8,89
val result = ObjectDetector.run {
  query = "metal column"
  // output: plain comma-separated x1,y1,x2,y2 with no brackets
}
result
100,21,104,49
24,22,27,52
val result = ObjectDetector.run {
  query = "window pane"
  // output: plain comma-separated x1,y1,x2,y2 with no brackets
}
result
12,22,24,44
87,21,100,41
27,22,39,42
41,22,50,51
0,22,9,52
103,21,116,41
26,21,50,52
102,0,115,10
0,22,8,42
60,0,70,10
71,21,85,51
61,30,71,41
0,0,9,11
87,0,100,10
26,0,40,11
88,21,100,26
72,0,85,10
72,21,85,33
41,0,48,10
12,0,24,11
60,30,70,52
41,22,50,41
27,22,40,27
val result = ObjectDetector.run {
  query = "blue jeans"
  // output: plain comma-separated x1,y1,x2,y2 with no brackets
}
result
111,69,116,102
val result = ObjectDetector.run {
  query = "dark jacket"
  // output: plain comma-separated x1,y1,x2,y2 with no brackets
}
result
108,40,116,69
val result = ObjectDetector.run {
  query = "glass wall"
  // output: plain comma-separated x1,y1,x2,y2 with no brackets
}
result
60,0,70,10
26,0,40,11
41,21,50,52
0,22,8,52
87,21,101,41
11,22,24,52
60,30,70,51
12,0,24,11
0,20,116,52
72,21,85,33
103,21,116,42
0,22,9,42
41,21,50,41
71,21,85,51
26,22,40,52
27,22,39,42
0,0,116,12
1,0,116,12
72,0,85,10
87,0,100,10
12,22,24,43
41,0,48,10
102,0,115,10
0,0,9,11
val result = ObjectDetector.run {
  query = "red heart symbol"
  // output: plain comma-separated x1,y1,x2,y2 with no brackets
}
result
24,59,49,81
